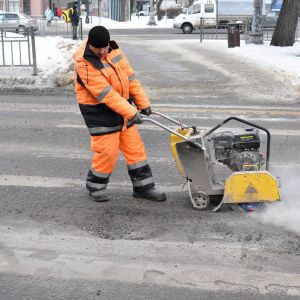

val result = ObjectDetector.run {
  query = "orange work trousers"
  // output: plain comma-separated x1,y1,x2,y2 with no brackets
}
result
90,125,147,175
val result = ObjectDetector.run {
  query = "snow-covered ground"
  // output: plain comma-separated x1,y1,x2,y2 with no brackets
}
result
0,15,299,90
0,16,300,88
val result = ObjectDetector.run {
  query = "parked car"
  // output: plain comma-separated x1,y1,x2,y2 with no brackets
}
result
0,11,38,34
136,10,150,16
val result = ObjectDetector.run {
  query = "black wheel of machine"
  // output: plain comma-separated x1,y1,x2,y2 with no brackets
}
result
193,192,210,210
181,23,193,34
230,202,265,213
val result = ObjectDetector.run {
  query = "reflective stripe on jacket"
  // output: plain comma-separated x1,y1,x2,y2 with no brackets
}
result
73,40,150,136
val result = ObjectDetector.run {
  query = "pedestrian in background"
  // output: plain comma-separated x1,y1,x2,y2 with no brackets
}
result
44,7,53,27
57,6,62,19
70,3,79,40
72,26,166,203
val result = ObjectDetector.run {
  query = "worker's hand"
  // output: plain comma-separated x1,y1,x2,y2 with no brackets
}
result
127,113,143,127
140,107,152,116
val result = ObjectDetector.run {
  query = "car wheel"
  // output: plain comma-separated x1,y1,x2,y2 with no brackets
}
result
140,13,144,16
182,23,193,34
16,25,26,35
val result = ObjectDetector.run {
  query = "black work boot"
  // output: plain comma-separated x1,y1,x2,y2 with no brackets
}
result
89,190,108,202
133,187,166,202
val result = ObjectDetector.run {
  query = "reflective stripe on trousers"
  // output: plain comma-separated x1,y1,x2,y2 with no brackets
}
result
127,160,155,191
87,125,154,192
86,168,111,192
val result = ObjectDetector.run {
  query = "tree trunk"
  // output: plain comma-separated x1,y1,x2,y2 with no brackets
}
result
120,0,126,21
270,0,299,46
156,0,164,21
131,0,135,15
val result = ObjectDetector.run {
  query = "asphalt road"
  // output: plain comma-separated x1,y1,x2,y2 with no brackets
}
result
0,32,300,299
39,26,275,42
36,27,202,40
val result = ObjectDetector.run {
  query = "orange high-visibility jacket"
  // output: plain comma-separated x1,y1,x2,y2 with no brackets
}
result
73,40,150,136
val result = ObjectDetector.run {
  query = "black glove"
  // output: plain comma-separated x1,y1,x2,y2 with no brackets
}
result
140,107,152,116
127,113,143,127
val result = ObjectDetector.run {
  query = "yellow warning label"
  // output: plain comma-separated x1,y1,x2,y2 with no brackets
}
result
245,183,258,194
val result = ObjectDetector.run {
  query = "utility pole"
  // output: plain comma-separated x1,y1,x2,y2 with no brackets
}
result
249,0,264,44
148,0,157,25
78,0,81,15
216,0,219,27
86,0,90,23
98,0,102,25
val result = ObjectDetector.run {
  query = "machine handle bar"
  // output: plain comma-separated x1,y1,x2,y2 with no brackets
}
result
141,115,205,151
151,111,188,127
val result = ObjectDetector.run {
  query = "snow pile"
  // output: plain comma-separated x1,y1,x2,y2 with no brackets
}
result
36,37,80,87
0,36,81,92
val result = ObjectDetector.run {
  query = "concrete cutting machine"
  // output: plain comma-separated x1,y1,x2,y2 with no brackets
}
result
142,112,280,212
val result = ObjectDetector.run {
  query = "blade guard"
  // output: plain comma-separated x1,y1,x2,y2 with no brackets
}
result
223,171,280,204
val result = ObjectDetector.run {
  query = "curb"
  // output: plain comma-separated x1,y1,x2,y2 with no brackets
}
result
0,85,74,96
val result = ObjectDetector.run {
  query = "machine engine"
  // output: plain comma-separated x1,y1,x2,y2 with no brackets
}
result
212,128,263,172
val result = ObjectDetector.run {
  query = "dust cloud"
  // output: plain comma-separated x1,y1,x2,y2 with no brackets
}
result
254,166,300,236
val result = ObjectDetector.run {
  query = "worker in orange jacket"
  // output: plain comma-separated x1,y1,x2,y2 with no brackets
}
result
73,26,166,202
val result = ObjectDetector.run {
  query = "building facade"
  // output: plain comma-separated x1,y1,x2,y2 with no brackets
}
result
0,0,133,21
0,0,50,16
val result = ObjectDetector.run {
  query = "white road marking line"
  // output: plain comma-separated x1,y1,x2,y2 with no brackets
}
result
0,144,174,162
1,164,299,190
1,102,299,113
57,124,300,136
153,103,300,111
0,175,181,191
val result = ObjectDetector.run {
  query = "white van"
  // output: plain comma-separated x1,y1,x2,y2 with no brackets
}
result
173,0,217,34
173,0,260,34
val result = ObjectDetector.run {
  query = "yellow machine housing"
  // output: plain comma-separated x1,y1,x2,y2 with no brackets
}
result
223,171,280,204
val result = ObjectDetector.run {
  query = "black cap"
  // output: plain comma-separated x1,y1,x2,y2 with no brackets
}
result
88,26,110,48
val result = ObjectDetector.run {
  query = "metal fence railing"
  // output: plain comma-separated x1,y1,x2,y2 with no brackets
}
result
199,18,250,42
35,18,83,39
261,17,300,41
198,17,251,42
0,27,37,75
199,17,300,43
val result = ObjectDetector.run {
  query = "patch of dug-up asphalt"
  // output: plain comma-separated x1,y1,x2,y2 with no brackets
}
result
1,184,299,258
